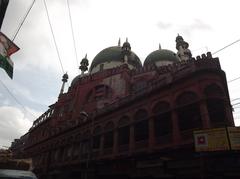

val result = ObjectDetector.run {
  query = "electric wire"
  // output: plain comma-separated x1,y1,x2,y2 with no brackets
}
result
231,98,240,102
43,0,65,74
233,102,240,106
0,78,36,118
228,76,240,83
208,38,240,84
66,0,79,68
12,0,36,42
212,39,240,55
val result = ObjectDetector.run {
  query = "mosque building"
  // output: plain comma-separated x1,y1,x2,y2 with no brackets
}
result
11,35,239,178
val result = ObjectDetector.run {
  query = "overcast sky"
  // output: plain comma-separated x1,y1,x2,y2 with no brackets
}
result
0,0,240,147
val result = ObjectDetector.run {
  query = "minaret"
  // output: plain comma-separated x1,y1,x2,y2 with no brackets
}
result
79,54,89,75
122,38,131,64
60,73,68,95
176,34,192,61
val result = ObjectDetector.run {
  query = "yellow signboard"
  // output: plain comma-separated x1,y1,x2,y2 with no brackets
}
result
228,127,240,150
194,128,230,152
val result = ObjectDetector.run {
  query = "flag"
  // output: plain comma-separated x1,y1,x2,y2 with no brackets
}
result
0,31,19,79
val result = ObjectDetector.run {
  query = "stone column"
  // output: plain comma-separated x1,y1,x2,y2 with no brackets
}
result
172,110,181,144
113,130,118,156
148,117,155,152
199,100,211,128
129,124,135,154
100,135,104,156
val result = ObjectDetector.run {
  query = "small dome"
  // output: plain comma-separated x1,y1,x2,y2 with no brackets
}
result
89,46,142,72
71,73,88,86
144,49,180,67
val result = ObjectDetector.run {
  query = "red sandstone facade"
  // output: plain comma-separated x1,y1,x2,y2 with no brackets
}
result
15,52,237,178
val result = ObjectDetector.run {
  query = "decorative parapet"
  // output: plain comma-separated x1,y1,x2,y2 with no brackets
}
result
93,52,221,117
31,108,54,130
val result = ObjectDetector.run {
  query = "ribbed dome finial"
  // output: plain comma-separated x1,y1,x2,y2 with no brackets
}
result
118,38,121,46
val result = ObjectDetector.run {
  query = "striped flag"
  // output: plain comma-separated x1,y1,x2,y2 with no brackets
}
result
0,32,19,79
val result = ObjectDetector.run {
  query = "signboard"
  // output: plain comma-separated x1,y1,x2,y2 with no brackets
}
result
194,128,230,152
228,127,240,150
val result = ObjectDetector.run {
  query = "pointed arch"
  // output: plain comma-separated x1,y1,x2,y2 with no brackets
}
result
204,83,225,97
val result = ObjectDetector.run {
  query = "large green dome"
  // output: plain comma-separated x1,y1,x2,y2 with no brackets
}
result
90,46,142,71
144,49,179,67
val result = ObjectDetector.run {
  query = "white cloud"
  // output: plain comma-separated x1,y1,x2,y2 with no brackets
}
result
0,106,33,147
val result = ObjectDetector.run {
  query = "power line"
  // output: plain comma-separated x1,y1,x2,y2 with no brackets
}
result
228,76,240,83
66,0,79,69
212,39,240,55
233,102,240,106
231,98,240,102
43,0,65,74
12,0,36,42
0,78,36,118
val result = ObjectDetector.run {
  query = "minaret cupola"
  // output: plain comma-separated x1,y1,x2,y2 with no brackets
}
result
79,54,89,75
176,34,192,61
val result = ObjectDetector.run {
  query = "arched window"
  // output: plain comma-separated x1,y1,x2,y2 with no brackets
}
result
176,92,201,131
85,84,112,102
134,109,149,141
153,101,172,141
95,84,111,100
118,116,130,145
204,84,227,126
104,122,114,148
93,126,102,149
